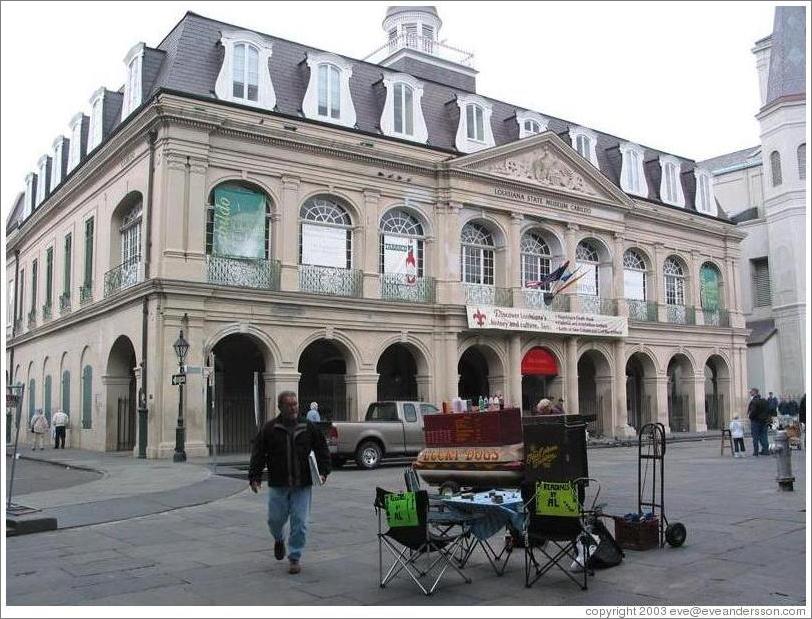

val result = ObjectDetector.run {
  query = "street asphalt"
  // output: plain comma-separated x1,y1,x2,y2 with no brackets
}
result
3,438,808,606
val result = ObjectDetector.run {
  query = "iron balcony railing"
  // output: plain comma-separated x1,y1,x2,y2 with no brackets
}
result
42,302,52,321
13,318,23,334
700,308,730,327
80,283,93,306
59,292,71,314
665,304,696,325
299,264,362,298
27,309,36,329
464,283,513,307
573,294,617,316
521,288,570,312
364,33,474,67
627,299,658,322
380,273,436,304
104,256,143,298
206,255,281,290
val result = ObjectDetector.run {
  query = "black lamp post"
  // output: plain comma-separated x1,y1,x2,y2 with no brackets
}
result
173,328,190,463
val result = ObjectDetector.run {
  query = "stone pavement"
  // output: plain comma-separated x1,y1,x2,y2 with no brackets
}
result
4,440,807,606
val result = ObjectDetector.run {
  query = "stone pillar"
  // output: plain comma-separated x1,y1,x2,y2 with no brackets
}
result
613,339,632,438
279,175,301,291
565,336,579,416
717,376,732,428
435,201,463,304
362,189,380,298
415,373,433,404
345,372,379,422
689,251,702,321
727,257,745,328
132,364,144,456
692,370,708,432
508,213,523,297
187,158,209,264
653,242,666,321
508,333,523,410
613,233,627,317
444,332,459,402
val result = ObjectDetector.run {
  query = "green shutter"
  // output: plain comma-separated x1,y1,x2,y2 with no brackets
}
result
28,379,36,421
62,370,71,416
44,375,52,422
64,234,72,294
82,365,93,429
84,218,94,286
31,260,37,309
46,248,53,305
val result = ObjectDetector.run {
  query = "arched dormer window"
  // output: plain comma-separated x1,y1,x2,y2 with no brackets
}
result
50,137,66,192
299,196,352,269
379,209,424,278
67,113,86,173
576,240,600,297
521,232,552,290
694,168,716,215
659,155,685,207
381,74,428,143
461,222,494,285
215,31,276,110
87,88,105,152
619,142,648,197
770,151,782,186
568,127,599,167
455,94,495,153
303,52,356,128
663,257,685,306
121,42,144,120
798,144,806,180
36,156,50,207
516,111,548,139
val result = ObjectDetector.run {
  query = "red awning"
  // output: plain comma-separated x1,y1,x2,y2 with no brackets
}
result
521,347,558,376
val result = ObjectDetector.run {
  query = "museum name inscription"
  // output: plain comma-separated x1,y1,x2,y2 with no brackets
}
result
494,187,592,215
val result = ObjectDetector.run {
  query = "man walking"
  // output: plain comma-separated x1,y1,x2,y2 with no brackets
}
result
747,388,770,456
30,408,49,450
51,409,69,449
766,392,779,418
249,391,331,575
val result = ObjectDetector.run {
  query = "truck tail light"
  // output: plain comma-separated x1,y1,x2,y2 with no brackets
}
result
328,425,338,446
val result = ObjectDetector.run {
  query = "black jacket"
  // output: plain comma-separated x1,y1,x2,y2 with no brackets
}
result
248,415,331,487
747,396,770,423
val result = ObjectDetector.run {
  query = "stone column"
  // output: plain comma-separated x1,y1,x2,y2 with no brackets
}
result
187,158,209,265
689,251,702,322
160,154,190,279
727,257,745,328
345,372,379,422
415,373,433,403
613,233,627,317
508,213,523,302
692,370,708,432
279,175,301,291
362,189,380,298
444,332,459,402
653,242,666,321
653,375,670,434
444,202,464,305
508,334,523,410
613,339,631,438
565,336,579,416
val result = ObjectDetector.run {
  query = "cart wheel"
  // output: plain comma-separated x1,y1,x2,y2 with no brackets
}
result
438,481,460,497
665,522,687,547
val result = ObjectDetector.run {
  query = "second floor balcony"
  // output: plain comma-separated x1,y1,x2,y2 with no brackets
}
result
59,292,71,314
380,273,436,304
464,283,513,308
521,288,570,312
299,264,362,298
206,255,280,291
27,309,36,329
665,304,696,326
80,282,93,306
700,308,730,327
572,294,617,316
104,256,144,298
42,302,52,321
628,299,658,322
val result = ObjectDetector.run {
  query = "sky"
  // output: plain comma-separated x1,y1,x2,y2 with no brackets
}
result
0,0,792,221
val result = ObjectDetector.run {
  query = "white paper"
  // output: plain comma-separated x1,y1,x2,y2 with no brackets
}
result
308,450,323,486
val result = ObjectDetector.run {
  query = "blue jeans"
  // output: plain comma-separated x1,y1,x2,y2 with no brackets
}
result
266,486,312,561
750,420,770,455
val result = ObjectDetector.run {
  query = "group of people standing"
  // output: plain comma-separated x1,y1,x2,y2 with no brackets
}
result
28,408,70,450
729,388,806,458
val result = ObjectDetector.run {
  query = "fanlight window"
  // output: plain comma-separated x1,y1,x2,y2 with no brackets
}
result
380,210,424,277
521,232,551,290
664,257,685,306
576,240,599,296
623,249,647,301
461,222,494,285
299,196,352,269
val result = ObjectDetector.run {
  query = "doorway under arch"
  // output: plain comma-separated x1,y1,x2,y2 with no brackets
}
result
704,355,730,430
377,344,418,401
625,352,657,431
578,349,612,436
298,339,349,421
667,354,694,432
106,336,137,451
521,346,559,413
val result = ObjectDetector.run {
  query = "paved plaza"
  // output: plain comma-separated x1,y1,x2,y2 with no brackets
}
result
4,439,808,606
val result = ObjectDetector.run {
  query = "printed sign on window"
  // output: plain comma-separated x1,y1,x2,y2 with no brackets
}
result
301,223,347,268
212,186,266,259
535,481,579,517
384,491,419,528
383,235,418,284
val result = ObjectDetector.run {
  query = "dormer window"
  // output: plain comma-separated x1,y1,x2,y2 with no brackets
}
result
455,94,495,153
121,43,144,120
659,155,685,207
50,138,64,192
619,142,648,197
87,89,105,152
568,127,599,167
381,74,428,143
67,113,85,172
516,111,548,139
694,168,716,215
36,156,49,206
215,31,276,109
303,52,356,128
24,173,36,219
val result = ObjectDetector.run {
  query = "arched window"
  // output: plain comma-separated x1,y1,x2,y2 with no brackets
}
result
81,365,93,429
521,232,551,290
466,104,484,141
120,200,142,288
318,63,341,119
770,151,782,186
623,249,647,301
299,196,352,269
393,83,414,137
461,222,494,285
798,143,806,180
380,210,424,277
699,263,722,311
664,257,685,306
233,43,259,101
207,183,272,260
576,240,600,296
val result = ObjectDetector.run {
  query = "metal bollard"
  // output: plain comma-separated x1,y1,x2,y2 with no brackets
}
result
772,430,795,491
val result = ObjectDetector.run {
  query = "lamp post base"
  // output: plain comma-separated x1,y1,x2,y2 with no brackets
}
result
173,426,186,463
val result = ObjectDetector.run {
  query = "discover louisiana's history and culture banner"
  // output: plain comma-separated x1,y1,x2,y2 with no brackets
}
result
466,306,628,337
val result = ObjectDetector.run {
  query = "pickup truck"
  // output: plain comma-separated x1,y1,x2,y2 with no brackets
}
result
327,401,440,469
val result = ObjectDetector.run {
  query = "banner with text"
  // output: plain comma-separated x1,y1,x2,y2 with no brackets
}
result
466,305,628,338
383,235,418,283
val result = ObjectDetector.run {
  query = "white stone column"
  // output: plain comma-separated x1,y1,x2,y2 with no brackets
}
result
613,339,632,438
444,332,459,403
692,370,708,432
654,374,670,434
508,213,523,300
613,233,627,317
653,242,666,321
345,372,379,422
279,175,301,291
362,189,380,298
508,333,522,409
566,336,579,416
187,158,208,263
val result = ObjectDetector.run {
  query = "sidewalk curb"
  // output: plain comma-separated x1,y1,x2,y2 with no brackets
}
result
6,451,106,475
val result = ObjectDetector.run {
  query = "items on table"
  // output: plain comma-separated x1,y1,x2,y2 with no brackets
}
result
446,395,505,413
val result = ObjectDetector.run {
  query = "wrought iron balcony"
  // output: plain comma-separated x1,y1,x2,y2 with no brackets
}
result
380,273,436,303
464,284,513,307
521,288,569,312
299,264,362,298
206,255,280,290
59,292,71,314
665,304,696,325
104,256,143,298
42,302,52,321
364,33,474,67
27,309,36,328
627,299,658,322
700,309,730,327
79,283,93,306
13,318,23,334
573,294,617,316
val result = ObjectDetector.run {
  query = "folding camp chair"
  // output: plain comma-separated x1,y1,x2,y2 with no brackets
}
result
375,487,472,596
520,479,594,590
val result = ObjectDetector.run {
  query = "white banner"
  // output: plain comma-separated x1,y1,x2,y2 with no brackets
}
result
466,305,628,338
301,223,346,268
383,235,418,284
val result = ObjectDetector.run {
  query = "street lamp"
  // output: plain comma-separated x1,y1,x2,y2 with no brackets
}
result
173,328,190,463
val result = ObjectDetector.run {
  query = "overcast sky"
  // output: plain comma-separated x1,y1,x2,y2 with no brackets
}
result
0,0,792,221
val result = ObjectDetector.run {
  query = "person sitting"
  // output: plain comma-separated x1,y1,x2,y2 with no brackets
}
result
552,398,566,415
535,398,554,415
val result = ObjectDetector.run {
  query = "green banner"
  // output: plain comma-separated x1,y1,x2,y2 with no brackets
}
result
212,185,266,259
384,491,419,528
700,265,720,311
535,481,579,517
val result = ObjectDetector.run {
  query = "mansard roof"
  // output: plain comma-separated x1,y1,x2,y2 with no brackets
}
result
764,6,806,108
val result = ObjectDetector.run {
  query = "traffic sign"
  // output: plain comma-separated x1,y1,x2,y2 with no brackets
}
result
171,374,187,386
6,393,20,408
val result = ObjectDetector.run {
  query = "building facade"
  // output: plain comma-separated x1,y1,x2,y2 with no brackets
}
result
702,6,806,398
5,7,748,458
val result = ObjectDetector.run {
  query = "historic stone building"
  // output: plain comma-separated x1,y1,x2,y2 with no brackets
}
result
5,6,748,457
701,6,806,398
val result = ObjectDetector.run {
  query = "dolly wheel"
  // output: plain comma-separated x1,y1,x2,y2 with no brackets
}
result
665,522,687,547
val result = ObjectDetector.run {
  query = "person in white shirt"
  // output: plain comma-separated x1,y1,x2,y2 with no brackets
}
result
729,415,745,458
51,409,69,449
30,409,49,451
306,402,321,423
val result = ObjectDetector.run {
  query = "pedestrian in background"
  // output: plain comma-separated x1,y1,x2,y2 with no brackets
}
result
747,388,770,457
729,415,745,458
306,401,321,423
30,408,49,450
552,398,566,414
52,409,69,449
249,391,331,575
535,398,554,415
767,392,779,417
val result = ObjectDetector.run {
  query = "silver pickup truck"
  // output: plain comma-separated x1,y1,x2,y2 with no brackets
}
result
327,401,440,470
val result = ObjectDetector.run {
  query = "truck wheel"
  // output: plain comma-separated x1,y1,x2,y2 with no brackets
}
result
356,441,383,470
331,456,346,469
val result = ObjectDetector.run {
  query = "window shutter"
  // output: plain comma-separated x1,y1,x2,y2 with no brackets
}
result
751,258,771,307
